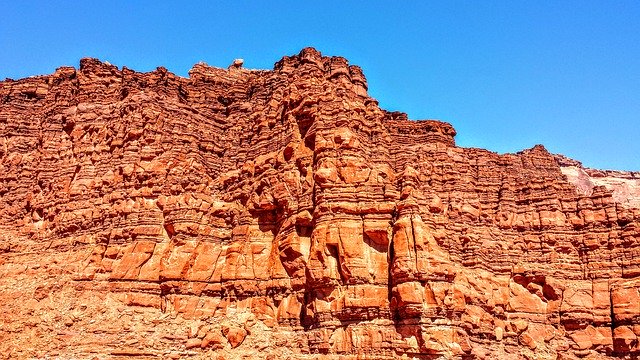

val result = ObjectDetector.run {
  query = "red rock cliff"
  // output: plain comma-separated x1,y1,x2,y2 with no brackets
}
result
1,48,639,359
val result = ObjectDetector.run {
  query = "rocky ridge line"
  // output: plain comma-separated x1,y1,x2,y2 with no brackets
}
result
0,48,639,359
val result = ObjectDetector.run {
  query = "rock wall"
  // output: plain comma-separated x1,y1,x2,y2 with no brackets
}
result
1,48,639,359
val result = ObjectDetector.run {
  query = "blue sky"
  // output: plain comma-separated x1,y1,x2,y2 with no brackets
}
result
2,2,639,170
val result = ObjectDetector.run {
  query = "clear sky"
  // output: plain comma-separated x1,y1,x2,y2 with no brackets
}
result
2,2,639,170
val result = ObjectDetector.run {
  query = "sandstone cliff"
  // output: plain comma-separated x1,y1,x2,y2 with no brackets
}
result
1,48,639,359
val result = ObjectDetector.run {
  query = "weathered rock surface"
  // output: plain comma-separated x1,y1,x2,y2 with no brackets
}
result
557,155,640,209
0,48,639,359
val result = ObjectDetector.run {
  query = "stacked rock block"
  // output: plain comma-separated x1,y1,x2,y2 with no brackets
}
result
1,48,638,359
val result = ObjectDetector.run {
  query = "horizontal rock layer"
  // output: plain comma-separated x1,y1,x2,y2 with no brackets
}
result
0,48,639,359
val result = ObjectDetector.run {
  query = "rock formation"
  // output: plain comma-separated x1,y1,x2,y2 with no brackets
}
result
0,48,638,359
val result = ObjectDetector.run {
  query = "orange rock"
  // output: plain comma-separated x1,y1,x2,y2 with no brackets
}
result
0,47,639,359
222,326,247,349
201,331,227,350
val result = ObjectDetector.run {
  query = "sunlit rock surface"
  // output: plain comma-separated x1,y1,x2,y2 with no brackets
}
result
1,48,639,359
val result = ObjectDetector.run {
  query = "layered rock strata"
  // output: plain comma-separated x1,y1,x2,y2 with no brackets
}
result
0,48,639,359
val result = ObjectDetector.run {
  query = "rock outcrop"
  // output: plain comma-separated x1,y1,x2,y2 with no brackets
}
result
0,48,639,359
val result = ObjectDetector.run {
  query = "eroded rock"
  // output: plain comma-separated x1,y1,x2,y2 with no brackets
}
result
0,48,639,359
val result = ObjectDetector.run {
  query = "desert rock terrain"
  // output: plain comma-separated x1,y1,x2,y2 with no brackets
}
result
1,48,639,359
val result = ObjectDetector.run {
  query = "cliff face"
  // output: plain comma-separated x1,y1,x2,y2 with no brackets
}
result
0,48,639,359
